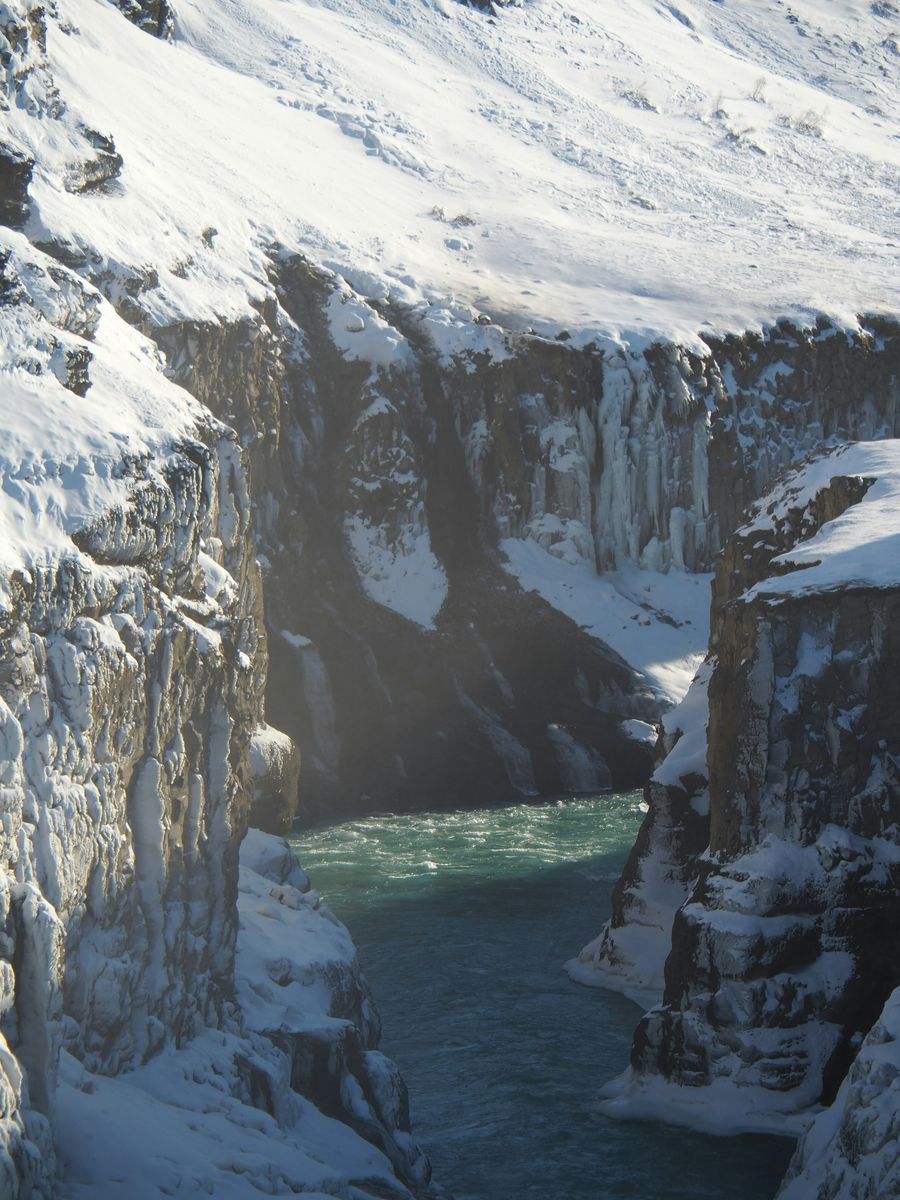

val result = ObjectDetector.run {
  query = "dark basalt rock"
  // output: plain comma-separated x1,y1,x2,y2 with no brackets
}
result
64,128,124,193
60,345,92,394
0,142,33,229
110,0,175,39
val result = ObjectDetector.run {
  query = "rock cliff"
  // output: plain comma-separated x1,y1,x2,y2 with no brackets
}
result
0,234,436,1198
2,0,900,1194
4,0,899,820
141,263,900,821
580,443,900,1159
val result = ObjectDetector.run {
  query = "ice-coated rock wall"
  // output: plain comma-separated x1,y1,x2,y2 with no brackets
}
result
0,235,261,1189
777,985,900,1200
0,236,435,1199
580,445,900,1151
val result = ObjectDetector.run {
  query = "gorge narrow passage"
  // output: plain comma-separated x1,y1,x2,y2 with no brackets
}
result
291,795,794,1200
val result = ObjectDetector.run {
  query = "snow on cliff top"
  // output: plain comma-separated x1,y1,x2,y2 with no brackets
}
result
10,0,900,346
0,230,202,594
743,440,900,601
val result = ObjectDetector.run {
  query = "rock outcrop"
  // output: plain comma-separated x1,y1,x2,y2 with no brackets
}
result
583,442,900,1146
777,985,900,1200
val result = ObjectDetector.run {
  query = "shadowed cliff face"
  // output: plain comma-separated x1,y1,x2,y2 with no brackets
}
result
631,584,900,1114
149,258,900,822
155,260,666,821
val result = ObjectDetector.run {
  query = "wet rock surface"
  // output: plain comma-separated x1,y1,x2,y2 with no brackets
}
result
0,142,33,229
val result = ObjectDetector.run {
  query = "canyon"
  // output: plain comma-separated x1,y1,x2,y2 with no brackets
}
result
1,0,899,1196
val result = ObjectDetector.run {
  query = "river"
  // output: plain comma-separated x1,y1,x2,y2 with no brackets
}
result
291,793,794,1200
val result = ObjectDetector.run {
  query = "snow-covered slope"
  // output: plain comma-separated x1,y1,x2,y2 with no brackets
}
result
6,0,900,344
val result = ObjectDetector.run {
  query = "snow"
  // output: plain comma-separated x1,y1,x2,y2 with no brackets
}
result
565,940,665,1013
236,828,363,1035
0,231,202,601
565,817,692,1006
567,663,709,1003
278,628,312,649
652,662,711,787
778,986,900,1200
7,0,900,349
324,286,412,373
345,513,449,629
4,0,900,1186
501,537,711,703
54,830,414,1200
55,1035,407,1200
620,719,658,747
596,1067,816,1140
598,943,857,1137
742,441,900,602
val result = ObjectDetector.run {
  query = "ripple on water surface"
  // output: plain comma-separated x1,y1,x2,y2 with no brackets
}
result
291,794,794,1200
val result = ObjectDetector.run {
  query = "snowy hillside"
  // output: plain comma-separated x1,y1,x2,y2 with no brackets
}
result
5,0,899,346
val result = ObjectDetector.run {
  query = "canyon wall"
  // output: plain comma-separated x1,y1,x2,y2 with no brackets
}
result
3,3,900,1196
0,234,436,1199
578,443,900,1173
9,0,898,819
148,263,900,820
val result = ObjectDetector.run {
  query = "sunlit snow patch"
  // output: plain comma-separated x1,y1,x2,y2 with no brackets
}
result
500,537,710,705
345,514,448,629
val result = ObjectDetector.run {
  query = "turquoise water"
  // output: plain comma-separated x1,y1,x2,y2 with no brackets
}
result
291,794,794,1200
